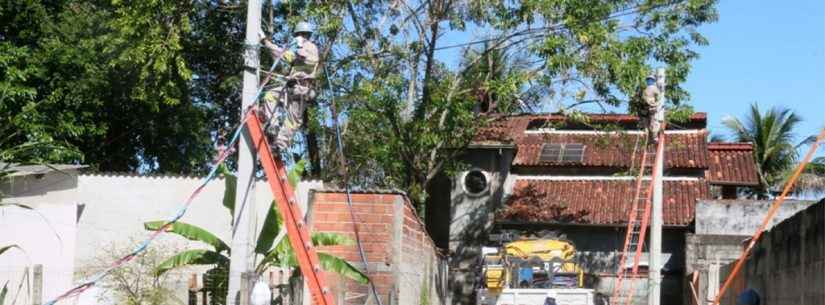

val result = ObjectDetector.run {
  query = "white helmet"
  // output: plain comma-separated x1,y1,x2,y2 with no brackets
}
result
294,21,313,36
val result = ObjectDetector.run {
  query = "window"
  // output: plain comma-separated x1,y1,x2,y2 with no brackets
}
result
463,169,489,196
539,143,585,163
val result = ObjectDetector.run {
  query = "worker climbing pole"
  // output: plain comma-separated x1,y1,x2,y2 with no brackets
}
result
259,21,319,153
46,19,336,305
612,69,667,305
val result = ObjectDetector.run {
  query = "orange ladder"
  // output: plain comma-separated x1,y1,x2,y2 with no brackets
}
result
244,108,336,305
611,131,665,305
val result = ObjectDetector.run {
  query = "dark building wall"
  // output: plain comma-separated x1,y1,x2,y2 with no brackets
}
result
718,200,824,305
497,224,687,305
440,147,515,305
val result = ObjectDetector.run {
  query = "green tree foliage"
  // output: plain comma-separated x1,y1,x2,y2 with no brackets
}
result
303,0,719,208
1,0,211,172
722,103,803,197
81,239,182,305
2,0,719,212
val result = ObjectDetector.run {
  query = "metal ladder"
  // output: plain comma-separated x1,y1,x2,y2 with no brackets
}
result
612,131,665,305
244,108,336,305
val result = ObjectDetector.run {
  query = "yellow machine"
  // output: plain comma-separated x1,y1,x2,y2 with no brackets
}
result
482,235,585,291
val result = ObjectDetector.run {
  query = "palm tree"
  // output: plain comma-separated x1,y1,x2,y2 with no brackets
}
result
787,156,825,196
780,130,825,196
144,162,367,305
722,103,802,197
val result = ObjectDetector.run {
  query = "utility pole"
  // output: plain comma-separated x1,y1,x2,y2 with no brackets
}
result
648,67,665,305
227,1,261,304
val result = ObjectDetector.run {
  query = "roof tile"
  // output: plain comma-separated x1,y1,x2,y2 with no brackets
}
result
706,142,760,186
513,131,709,168
474,113,709,169
498,179,711,226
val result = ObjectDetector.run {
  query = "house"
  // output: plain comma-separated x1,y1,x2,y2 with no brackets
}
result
425,112,761,305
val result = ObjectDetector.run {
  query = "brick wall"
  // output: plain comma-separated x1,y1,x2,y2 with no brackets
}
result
310,191,448,305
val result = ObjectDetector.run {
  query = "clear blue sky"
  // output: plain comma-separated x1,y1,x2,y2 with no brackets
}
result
684,0,825,156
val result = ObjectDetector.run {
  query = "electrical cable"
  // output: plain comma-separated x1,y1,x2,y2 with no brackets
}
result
323,66,385,305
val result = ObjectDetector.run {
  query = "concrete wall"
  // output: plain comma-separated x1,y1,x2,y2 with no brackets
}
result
446,148,515,305
717,200,824,305
686,199,815,305
1,171,316,304
684,234,747,305
310,191,447,305
695,200,813,235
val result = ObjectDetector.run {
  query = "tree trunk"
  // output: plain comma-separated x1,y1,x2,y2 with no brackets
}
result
304,108,321,178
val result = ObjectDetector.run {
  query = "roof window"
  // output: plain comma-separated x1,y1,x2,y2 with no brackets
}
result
539,143,585,163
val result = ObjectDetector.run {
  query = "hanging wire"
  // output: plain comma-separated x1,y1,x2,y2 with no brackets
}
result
323,66,385,305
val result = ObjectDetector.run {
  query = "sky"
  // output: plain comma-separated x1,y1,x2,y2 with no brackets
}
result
683,0,825,156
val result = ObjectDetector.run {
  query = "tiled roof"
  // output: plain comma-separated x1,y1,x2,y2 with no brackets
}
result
706,142,760,186
474,112,707,143
498,178,711,226
473,113,709,169
514,131,709,168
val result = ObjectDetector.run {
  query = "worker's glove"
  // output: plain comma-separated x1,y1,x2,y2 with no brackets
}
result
282,50,296,63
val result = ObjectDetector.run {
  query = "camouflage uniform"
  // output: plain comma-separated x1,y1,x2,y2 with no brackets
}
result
262,24,319,151
641,77,662,143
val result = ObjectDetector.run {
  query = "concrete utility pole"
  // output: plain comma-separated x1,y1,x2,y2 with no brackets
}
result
648,67,666,305
227,0,262,304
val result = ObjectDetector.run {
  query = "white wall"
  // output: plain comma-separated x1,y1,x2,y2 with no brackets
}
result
2,171,320,304
0,203,77,305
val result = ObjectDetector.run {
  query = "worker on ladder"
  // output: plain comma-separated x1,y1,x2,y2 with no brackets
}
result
641,73,663,143
260,21,320,151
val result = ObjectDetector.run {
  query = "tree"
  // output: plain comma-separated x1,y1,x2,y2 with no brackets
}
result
722,103,802,197
2,0,719,212
312,0,719,210
80,239,183,305
779,130,825,196
1,0,213,173
143,162,367,305
788,156,825,196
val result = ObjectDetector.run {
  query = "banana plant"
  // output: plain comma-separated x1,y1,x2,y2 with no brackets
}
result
1,281,7,305
144,160,367,303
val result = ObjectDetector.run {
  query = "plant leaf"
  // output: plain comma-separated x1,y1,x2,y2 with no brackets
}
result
255,201,283,255
0,280,7,305
144,221,229,253
0,203,32,210
288,159,306,187
155,249,228,276
318,252,369,284
218,164,237,220
311,232,354,247
255,160,304,254
0,245,20,257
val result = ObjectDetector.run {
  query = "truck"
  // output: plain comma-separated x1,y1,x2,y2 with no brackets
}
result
476,231,598,305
